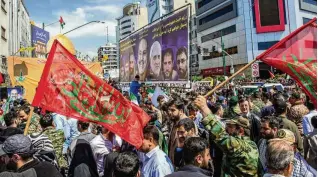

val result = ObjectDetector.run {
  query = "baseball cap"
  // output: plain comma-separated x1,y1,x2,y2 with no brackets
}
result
0,134,35,156
269,129,295,145
226,117,250,129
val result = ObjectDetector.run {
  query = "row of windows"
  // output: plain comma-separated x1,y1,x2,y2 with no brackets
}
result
199,4,234,25
303,17,312,24
121,19,131,25
258,41,279,50
198,0,213,9
304,0,317,5
121,31,132,36
203,46,238,60
201,25,236,43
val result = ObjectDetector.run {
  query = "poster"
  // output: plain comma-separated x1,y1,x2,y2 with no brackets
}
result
7,57,102,103
31,25,50,58
7,87,23,101
119,6,189,83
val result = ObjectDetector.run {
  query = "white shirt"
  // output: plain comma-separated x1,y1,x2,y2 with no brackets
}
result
90,134,122,176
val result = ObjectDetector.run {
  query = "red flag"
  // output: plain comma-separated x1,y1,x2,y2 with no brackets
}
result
0,73,4,84
269,71,275,78
256,18,317,105
32,40,150,148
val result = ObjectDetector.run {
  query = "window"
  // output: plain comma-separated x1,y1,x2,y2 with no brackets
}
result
199,4,233,25
121,31,131,35
303,17,312,24
121,19,131,25
303,0,317,5
1,0,6,13
1,26,6,40
254,0,285,33
198,0,213,9
201,25,236,43
203,46,238,60
193,17,196,26
121,25,131,30
258,41,279,50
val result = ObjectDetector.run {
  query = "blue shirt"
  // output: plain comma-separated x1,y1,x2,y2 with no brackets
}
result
52,113,67,131
303,110,317,135
63,118,80,154
141,146,174,177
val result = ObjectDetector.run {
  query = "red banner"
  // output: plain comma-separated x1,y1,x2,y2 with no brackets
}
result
257,18,317,106
32,40,150,148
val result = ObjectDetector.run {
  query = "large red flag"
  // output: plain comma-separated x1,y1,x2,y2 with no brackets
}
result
32,40,150,148
256,18,317,105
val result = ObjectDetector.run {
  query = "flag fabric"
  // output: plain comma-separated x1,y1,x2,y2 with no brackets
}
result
59,16,65,29
269,71,275,78
130,93,139,105
0,73,4,84
256,18,317,105
151,87,169,107
32,40,150,148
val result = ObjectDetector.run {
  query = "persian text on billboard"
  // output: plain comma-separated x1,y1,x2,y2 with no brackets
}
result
31,25,50,57
119,7,189,82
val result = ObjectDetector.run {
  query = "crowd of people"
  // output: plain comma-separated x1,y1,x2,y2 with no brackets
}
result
0,76,316,177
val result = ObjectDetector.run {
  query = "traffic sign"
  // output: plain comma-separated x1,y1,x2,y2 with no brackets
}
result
251,63,260,77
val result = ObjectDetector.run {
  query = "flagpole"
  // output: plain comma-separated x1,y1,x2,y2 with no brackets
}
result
23,107,34,135
204,58,258,98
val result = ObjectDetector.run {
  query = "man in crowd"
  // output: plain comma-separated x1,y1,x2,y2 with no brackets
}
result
0,112,23,142
238,97,261,142
166,137,213,177
195,95,259,177
174,118,198,167
113,152,140,177
148,41,163,81
145,100,163,124
167,99,190,164
139,125,174,177
130,75,142,104
162,48,178,81
137,38,148,81
69,121,96,158
302,99,317,135
251,92,265,117
304,116,317,170
273,98,304,154
176,47,188,80
258,116,281,173
18,105,41,134
264,140,295,177
90,126,122,176
0,134,62,177
38,114,66,168
288,92,309,136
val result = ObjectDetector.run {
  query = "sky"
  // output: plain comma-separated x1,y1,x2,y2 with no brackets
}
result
25,0,143,58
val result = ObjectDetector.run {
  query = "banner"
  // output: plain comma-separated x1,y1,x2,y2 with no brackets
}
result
32,40,150,148
31,25,50,58
7,56,102,103
119,6,189,83
256,18,317,106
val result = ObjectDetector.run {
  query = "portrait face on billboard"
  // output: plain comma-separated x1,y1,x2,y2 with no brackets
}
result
129,48,135,79
163,48,174,78
7,88,22,101
149,41,162,76
176,47,188,79
138,39,148,76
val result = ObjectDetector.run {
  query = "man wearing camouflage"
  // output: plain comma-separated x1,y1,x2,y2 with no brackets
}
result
195,96,259,177
40,114,67,168
18,105,42,134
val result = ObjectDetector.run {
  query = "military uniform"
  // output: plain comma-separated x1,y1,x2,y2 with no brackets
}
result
19,113,42,135
202,114,259,177
42,127,67,167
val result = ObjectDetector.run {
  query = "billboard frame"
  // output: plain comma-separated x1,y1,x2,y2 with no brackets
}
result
119,4,192,85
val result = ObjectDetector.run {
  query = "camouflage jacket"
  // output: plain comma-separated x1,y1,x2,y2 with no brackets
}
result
19,113,42,135
202,114,259,177
42,127,67,167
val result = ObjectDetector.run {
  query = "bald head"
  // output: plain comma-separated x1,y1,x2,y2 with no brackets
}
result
150,41,162,76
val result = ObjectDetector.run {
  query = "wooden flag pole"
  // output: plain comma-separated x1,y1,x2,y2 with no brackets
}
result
24,107,35,135
204,58,258,98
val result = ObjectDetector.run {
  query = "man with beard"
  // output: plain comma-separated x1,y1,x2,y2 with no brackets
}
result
18,105,41,135
0,134,62,177
194,95,259,177
166,137,213,177
148,41,163,81
137,38,148,81
258,116,281,174
162,48,178,81
128,48,136,81
176,47,188,80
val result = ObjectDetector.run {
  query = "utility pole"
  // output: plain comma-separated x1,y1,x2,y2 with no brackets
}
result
221,30,226,76
106,26,109,43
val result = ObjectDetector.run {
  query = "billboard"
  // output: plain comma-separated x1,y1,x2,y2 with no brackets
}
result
119,6,189,83
31,25,50,58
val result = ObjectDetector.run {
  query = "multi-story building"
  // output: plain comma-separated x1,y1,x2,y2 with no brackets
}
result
98,43,118,74
0,0,9,80
196,0,316,78
8,0,31,57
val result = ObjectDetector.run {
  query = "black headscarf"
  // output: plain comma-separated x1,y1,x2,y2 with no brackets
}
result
68,139,99,177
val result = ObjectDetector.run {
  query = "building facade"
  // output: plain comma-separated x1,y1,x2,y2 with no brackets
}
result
8,0,31,57
196,0,316,78
98,43,118,74
0,0,9,77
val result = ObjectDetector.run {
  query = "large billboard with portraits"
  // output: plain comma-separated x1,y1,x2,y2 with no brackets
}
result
31,25,50,58
119,6,189,83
